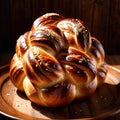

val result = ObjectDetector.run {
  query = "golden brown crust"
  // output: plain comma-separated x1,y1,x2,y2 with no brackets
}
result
10,13,107,107
32,13,64,30
10,54,25,91
23,77,47,106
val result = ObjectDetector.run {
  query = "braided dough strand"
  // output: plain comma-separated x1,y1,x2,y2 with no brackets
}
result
10,13,107,107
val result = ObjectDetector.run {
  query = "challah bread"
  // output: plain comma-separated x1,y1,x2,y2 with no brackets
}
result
10,13,107,107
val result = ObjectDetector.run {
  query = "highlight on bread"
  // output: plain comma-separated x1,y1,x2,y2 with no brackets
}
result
9,13,107,107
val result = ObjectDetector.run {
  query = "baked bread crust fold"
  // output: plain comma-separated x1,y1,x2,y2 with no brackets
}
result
10,13,107,107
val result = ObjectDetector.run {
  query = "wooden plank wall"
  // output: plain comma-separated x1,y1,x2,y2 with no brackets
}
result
0,0,120,54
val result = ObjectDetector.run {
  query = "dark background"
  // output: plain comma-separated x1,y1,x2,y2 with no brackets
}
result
0,0,120,55
0,1,120,119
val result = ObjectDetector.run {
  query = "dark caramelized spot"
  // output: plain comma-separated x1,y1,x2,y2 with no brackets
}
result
44,59,60,70
77,32,85,49
67,47,96,74
25,61,38,82
30,30,57,51
71,66,87,80
40,63,53,73
91,37,105,57
27,50,49,81
12,67,24,80
41,81,72,98
66,54,87,65
89,48,99,58
49,62,58,69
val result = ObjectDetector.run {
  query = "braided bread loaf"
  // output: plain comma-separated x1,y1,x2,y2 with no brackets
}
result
10,13,107,107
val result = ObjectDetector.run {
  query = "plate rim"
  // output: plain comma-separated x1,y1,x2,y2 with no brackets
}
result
0,64,120,120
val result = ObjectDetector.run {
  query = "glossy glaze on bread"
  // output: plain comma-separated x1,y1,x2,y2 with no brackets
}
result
10,13,107,107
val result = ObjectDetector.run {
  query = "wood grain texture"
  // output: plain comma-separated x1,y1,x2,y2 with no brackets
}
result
108,0,120,54
0,0,120,54
9,0,31,50
89,0,110,53
31,0,50,21
0,62,120,119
